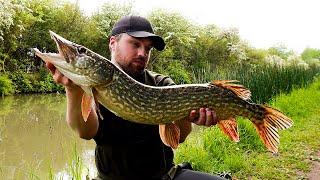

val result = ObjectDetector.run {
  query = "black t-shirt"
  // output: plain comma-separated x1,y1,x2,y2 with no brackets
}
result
93,70,176,180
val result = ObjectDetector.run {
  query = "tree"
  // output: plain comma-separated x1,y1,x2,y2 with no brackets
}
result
0,0,27,71
147,9,197,80
267,44,294,60
301,48,320,60
90,2,133,58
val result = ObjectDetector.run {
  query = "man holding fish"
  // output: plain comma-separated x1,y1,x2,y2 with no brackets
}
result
46,15,225,179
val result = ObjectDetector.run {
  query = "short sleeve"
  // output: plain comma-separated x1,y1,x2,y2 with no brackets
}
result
145,70,175,87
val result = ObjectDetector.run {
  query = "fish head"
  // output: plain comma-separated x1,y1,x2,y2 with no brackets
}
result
34,31,115,87
49,30,78,64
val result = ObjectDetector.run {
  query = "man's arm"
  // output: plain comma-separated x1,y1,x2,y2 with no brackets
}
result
46,62,99,140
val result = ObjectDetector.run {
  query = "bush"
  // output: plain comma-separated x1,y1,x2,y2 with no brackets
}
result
6,69,64,94
163,60,191,84
0,74,15,95
33,68,53,93
37,67,64,93
8,71,34,93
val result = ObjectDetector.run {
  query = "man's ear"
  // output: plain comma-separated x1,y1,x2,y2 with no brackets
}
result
109,36,116,51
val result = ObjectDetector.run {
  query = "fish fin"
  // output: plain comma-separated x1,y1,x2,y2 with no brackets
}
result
159,123,180,149
81,87,103,121
218,118,240,142
253,106,293,153
92,88,103,120
211,80,251,100
81,93,93,122
264,106,293,130
253,121,279,153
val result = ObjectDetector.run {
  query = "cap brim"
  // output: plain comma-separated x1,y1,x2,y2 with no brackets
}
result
127,31,165,51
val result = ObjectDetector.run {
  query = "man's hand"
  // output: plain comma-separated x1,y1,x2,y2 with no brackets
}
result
189,108,218,127
46,62,82,93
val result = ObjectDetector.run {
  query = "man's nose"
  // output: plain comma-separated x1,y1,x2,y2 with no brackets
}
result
137,47,148,57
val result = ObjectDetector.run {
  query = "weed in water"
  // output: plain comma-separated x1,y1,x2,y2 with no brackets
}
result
69,142,84,180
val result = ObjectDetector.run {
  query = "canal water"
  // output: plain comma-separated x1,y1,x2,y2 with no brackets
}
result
0,94,97,179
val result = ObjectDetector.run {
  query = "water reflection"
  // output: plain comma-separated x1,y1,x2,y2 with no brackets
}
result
0,94,96,179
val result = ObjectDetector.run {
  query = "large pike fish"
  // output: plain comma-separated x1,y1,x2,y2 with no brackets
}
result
34,31,293,153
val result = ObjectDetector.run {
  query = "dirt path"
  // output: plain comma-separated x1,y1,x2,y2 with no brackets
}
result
308,151,320,180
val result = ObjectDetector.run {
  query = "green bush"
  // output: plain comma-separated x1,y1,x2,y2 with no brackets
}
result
38,68,64,93
35,80,53,93
163,60,191,84
33,68,53,93
0,74,15,95
8,71,34,93
6,69,64,94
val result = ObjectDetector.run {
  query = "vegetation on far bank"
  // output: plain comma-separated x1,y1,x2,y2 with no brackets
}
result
1,0,320,100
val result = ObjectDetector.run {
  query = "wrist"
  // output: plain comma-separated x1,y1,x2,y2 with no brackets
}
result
65,85,84,97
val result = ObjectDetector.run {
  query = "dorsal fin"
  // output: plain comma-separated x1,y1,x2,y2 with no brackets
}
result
210,80,251,100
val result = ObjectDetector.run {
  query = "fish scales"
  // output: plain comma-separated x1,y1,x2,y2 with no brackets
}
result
96,67,257,125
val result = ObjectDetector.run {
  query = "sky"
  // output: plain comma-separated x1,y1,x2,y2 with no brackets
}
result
70,0,320,54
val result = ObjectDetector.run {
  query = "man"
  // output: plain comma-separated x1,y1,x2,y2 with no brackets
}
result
47,15,225,180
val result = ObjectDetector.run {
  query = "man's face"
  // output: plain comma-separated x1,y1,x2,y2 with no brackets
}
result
109,33,153,78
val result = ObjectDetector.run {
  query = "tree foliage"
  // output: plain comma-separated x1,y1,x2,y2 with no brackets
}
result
301,48,320,62
0,0,319,93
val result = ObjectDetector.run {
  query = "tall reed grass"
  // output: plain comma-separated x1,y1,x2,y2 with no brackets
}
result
191,63,320,103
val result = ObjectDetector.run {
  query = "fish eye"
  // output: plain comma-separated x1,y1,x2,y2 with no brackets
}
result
77,46,87,54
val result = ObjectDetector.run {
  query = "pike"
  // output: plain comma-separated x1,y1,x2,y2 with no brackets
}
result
34,31,293,153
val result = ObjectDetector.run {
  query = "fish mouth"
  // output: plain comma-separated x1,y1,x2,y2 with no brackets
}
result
33,48,62,64
49,30,78,63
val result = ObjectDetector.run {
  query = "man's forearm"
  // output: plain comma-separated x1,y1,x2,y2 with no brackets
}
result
66,88,99,140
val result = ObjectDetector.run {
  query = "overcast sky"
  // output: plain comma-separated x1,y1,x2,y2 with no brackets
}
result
69,0,320,53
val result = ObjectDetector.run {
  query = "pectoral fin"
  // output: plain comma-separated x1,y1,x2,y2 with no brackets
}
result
81,87,103,121
159,124,180,149
81,93,93,122
218,118,239,142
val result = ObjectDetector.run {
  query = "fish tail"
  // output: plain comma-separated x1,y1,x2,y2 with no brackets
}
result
252,106,293,153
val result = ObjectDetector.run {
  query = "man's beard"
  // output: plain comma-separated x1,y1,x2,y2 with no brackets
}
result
114,50,145,78
121,63,145,78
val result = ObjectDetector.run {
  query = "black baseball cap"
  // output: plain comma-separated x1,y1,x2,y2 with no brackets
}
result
111,15,166,51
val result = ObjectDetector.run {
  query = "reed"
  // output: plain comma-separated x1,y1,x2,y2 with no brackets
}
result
191,63,319,103
68,142,84,180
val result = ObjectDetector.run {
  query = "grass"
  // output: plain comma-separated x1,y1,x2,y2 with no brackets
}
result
174,77,320,179
54,141,89,180
68,142,84,180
